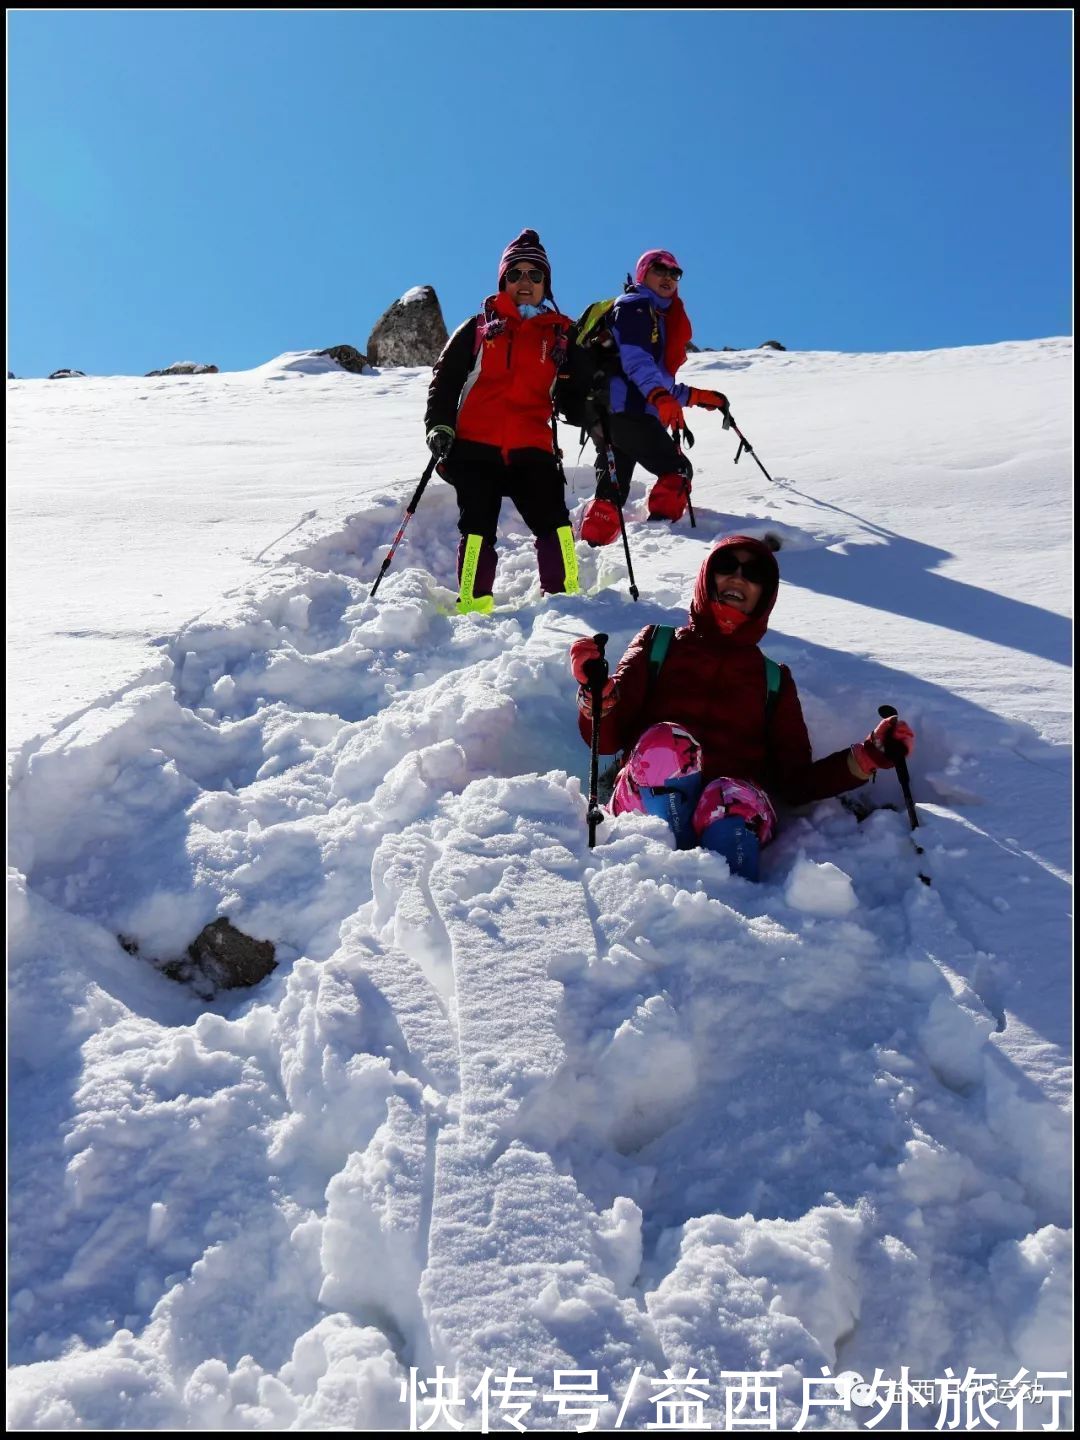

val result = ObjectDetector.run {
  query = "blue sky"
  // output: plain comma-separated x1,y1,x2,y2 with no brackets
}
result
8,10,1072,377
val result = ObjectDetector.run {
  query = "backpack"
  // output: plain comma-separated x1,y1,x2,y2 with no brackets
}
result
553,297,622,432
647,625,782,724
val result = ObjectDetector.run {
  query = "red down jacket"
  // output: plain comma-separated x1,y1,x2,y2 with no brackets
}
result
426,290,570,455
578,537,866,808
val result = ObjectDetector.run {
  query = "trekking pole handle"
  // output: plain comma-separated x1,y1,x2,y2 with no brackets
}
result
583,633,609,692
878,704,920,831
877,704,901,750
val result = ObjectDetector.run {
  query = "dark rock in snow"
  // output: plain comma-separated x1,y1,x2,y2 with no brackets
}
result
317,344,369,374
120,920,276,996
367,286,448,367
145,361,220,377
185,918,277,991
7,371,15,380
759,340,787,351
146,918,276,994
48,369,87,379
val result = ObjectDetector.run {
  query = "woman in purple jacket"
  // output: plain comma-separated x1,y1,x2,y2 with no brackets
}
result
580,248,729,546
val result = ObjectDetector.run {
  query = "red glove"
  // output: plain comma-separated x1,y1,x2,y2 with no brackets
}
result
570,637,616,712
576,680,617,717
569,636,602,684
851,716,916,776
688,388,729,412
646,388,685,430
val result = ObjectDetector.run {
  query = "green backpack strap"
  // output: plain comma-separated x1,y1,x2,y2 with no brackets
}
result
762,655,782,724
647,625,675,688
648,627,781,730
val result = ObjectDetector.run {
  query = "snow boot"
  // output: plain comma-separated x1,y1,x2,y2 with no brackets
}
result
698,816,760,880
456,534,497,614
612,721,704,849
638,774,704,850
536,526,582,594
580,496,621,547
693,777,777,880
646,472,692,522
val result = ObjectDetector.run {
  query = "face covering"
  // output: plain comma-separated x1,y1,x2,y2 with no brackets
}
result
709,600,749,634
517,303,544,319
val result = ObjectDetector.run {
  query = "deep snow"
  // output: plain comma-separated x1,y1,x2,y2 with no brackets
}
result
6,337,1072,1430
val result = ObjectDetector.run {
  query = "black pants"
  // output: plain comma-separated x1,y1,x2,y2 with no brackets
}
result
441,439,575,598
593,413,691,506
443,440,570,540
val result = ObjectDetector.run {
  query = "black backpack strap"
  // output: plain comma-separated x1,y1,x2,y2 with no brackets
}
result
551,412,567,485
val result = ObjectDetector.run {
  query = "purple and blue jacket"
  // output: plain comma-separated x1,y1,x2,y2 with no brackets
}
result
608,285,692,419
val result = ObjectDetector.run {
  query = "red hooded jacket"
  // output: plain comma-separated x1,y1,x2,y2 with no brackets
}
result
578,537,865,807
427,291,570,456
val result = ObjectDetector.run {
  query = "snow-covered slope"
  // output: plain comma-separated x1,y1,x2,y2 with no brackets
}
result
7,340,1072,1430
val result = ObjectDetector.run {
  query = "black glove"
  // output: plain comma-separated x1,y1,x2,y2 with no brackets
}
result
426,425,455,461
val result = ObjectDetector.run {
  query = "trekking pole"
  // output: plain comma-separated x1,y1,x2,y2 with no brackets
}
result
584,633,610,848
878,704,931,885
675,428,697,528
598,414,639,601
722,409,777,485
369,455,439,599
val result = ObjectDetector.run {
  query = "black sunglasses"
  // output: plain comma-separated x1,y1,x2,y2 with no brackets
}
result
505,267,546,285
650,263,683,280
713,551,771,585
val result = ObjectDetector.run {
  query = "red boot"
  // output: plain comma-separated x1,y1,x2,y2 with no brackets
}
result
647,472,691,521
579,496,621,547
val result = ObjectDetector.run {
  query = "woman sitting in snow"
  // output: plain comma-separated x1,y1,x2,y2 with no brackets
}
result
569,535,916,879
425,228,581,614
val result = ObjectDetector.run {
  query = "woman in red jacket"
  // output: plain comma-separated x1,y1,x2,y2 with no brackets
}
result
570,535,915,878
425,229,580,614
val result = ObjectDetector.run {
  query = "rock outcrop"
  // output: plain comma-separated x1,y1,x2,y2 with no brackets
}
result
145,361,219,377
316,344,368,374
366,286,448,367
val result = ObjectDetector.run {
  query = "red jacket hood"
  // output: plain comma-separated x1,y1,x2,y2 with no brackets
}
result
663,294,693,376
689,535,781,646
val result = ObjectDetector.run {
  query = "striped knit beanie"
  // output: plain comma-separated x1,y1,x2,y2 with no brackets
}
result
498,229,553,300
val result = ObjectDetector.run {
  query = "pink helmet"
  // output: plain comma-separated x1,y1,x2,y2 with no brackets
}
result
693,777,778,846
635,249,682,285
612,722,702,818
626,722,701,785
